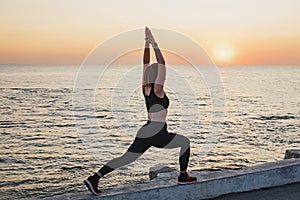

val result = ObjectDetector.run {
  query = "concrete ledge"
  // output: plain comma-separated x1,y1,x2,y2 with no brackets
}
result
285,149,300,159
211,183,300,200
44,158,300,200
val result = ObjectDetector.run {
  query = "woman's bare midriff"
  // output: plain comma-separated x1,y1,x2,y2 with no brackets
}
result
148,109,168,122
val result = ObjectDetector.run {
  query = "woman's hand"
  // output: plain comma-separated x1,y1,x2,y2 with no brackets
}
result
145,27,150,43
145,27,156,45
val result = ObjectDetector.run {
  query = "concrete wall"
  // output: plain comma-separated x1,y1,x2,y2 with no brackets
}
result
44,158,300,200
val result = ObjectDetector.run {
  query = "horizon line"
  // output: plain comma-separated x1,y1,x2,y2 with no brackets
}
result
0,63,300,67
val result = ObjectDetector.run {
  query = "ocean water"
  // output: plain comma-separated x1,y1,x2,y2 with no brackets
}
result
0,65,299,199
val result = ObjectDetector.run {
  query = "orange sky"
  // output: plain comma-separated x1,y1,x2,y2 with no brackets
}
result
1,0,300,66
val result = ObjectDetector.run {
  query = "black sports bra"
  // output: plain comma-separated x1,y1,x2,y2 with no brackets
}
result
143,85,169,113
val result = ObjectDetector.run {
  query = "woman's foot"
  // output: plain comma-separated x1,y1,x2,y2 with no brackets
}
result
178,172,197,184
84,173,102,195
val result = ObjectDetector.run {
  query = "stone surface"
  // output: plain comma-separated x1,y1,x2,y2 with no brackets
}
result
284,149,300,159
210,182,300,200
149,165,177,180
41,158,300,200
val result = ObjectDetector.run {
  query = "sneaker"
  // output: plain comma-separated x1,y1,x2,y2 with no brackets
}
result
178,172,197,185
84,174,102,195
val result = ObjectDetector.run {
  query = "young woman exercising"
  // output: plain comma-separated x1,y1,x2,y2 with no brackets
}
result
84,27,197,195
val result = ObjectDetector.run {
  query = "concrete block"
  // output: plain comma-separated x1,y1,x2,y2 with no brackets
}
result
42,158,300,200
285,149,300,159
149,165,177,180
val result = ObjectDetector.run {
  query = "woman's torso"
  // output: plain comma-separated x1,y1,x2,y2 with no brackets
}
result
143,84,169,122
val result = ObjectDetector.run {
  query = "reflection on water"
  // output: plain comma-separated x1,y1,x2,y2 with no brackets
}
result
0,65,299,199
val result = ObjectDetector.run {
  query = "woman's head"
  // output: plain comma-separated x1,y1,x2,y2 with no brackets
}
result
143,63,158,86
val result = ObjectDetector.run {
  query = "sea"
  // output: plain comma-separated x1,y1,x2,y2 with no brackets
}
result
0,64,299,199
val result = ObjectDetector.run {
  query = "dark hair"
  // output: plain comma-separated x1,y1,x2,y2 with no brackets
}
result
143,63,158,87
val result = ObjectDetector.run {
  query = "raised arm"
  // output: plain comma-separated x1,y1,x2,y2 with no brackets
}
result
142,27,150,87
148,29,166,97
152,43,165,65
143,39,150,65
152,42,166,87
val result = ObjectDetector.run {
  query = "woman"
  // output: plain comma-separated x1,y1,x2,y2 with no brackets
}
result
84,27,197,195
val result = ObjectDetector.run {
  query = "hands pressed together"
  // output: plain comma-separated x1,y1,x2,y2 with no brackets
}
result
143,26,165,65
145,26,157,46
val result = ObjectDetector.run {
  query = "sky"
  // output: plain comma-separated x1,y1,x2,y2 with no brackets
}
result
0,0,300,66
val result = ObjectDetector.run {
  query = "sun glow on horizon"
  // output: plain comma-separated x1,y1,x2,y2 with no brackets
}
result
213,44,235,65
0,0,300,65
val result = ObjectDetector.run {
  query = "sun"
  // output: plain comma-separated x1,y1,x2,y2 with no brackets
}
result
213,44,235,64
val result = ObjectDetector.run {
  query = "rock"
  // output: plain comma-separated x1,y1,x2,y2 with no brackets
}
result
284,149,300,159
149,165,177,180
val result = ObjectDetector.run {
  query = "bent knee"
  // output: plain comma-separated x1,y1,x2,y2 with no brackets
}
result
180,136,190,147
